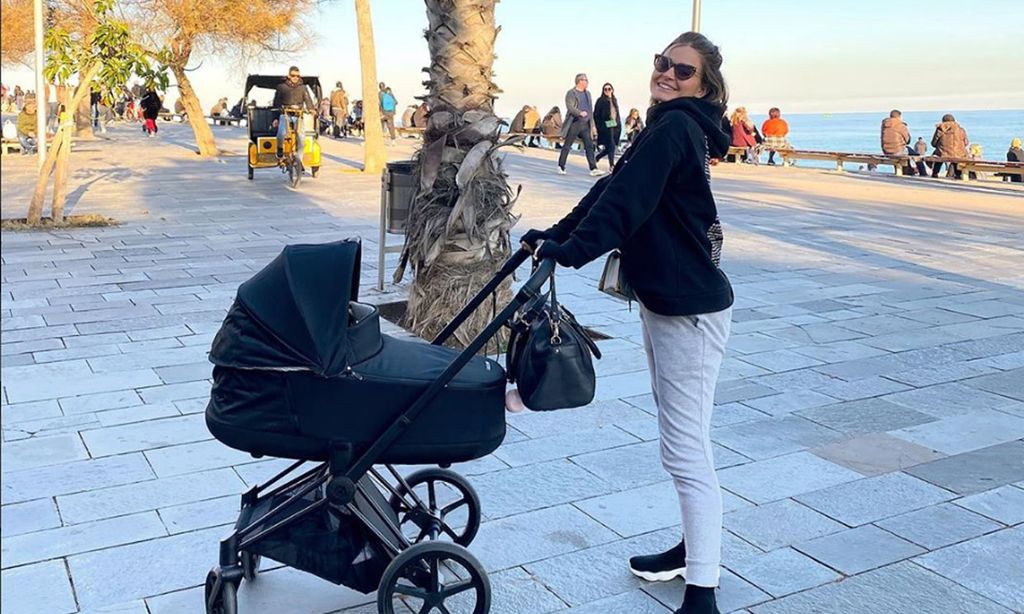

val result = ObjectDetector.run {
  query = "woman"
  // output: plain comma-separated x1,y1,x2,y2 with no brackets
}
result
594,82,622,170
1007,138,1023,183
624,108,644,144
760,107,789,165
729,106,758,164
524,31,732,614
540,106,563,148
140,89,162,136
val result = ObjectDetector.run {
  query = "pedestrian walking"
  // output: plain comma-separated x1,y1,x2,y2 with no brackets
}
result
329,82,349,138
523,31,732,614
931,113,968,178
140,88,162,136
378,83,398,143
557,73,602,176
625,108,644,144
760,107,790,165
594,82,622,171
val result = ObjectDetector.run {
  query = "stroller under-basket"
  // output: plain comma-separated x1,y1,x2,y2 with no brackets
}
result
203,239,556,614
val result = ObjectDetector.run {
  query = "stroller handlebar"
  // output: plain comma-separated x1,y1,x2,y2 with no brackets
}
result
430,248,556,346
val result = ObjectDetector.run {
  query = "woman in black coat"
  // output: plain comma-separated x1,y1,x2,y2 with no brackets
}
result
594,82,622,171
140,89,162,136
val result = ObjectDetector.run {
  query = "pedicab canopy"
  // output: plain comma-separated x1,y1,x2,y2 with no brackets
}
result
244,74,323,103
210,240,367,377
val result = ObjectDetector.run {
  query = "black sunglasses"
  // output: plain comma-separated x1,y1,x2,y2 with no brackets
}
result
653,54,697,81
603,86,613,91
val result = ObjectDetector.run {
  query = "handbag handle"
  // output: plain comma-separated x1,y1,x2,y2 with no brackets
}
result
547,266,563,344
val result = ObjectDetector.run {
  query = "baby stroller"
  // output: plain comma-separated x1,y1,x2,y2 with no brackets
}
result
203,239,555,614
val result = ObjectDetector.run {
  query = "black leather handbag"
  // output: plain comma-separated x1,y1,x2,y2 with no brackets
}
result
506,269,602,411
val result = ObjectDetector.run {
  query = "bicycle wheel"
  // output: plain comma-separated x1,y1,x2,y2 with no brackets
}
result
289,155,302,188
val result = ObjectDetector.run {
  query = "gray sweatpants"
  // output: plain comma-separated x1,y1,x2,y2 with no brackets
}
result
640,304,732,587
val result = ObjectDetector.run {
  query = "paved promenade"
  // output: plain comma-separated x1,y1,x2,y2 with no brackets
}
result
2,122,1023,614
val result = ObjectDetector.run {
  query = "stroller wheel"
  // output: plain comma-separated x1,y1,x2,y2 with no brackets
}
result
378,541,490,614
389,468,482,547
204,568,238,614
241,551,261,582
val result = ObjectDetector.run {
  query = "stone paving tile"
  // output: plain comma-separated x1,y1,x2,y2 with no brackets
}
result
953,484,1024,525
712,415,844,460
157,494,236,534
794,471,953,526
1,511,167,569
727,547,841,598
876,502,1002,550
810,375,911,402
714,380,778,405
487,567,570,614
143,438,256,478
905,440,1024,494
810,432,945,476
881,382,1020,418
57,467,245,525
574,481,680,538
4,366,162,404
710,402,771,427
890,410,1024,455
471,504,619,572
560,590,671,613
0,559,78,614
796,398,937,435
0,498,62,537
80,413,210,457
524,527,677,606
493,426,639,468
569,441,666,489
146,564,374,614
1,399,63,426
750,560,1012,614
962,368,1024,401
58,389,143,416
1,452,156,504
94,402,180,428
469,459,613,519
737,350,824,373
719,452,862,504
0,433,90,473
741,390,837,417
915,527,1024,612
724,499,845,551
795,525,924,575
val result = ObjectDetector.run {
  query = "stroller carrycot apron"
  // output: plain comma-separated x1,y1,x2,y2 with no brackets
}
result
206,239,506,464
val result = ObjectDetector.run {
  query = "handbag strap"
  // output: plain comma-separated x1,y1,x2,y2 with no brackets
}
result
548,268,563,344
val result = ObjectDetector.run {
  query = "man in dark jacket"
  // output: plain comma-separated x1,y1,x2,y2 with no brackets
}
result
881,110,926,176
273,66,315,158
931,113,969,178
557,73,602,176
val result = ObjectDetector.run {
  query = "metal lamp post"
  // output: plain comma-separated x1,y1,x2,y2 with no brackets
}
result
692,0,702,32
33,0,46,166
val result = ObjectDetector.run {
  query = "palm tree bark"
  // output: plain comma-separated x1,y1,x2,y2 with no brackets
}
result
354,0,385,174
399,0,515,346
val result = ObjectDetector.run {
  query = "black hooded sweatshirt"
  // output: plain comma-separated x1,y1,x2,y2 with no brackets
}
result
544,97,732,316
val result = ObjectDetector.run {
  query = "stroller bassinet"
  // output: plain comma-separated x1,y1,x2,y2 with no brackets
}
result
206,239,507,464
202,241,559,614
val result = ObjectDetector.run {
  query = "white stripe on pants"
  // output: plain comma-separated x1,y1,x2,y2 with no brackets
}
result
640,304,731,587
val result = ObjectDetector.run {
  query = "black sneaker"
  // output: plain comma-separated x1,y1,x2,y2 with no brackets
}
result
675,585,720,614
628,541,686,582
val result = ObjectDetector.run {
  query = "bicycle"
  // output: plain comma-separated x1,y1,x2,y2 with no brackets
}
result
278,106,307,188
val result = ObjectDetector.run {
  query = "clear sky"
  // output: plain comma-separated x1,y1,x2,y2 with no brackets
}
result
5,0,1023,118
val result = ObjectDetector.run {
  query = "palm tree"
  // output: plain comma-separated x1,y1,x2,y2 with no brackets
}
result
396,0,516,347
354,0,385,174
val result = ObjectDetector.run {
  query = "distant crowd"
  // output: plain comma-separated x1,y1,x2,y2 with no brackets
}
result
4,77,1021,183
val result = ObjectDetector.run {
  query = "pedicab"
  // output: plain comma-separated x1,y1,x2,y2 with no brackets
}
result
243,74,323,183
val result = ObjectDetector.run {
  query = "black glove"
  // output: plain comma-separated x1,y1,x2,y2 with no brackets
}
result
520,229,549,252
535,240,569,266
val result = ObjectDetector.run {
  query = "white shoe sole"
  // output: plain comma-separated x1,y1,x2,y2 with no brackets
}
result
629,565,686,582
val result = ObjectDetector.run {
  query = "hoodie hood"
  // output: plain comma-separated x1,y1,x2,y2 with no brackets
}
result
648,97,730,159
882,117,903,130
936,120,959,133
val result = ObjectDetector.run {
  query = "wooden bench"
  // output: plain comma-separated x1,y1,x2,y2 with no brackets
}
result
506,132,565,148
1,138,23,155
925,157,1024,182
396,126,424,138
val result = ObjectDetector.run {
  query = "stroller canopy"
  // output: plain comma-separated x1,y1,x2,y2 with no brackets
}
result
211,240,365,377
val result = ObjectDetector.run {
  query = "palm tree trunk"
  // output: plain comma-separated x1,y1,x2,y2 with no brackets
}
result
354,0,385,174
400,0,515,347
172,65,218,157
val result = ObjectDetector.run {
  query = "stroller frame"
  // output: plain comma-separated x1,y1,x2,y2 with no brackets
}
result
205,249,554,614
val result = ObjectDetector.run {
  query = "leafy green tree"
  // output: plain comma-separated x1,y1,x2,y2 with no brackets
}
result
28,0,163,225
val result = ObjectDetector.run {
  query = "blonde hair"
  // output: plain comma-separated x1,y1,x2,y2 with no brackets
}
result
729,107,749,126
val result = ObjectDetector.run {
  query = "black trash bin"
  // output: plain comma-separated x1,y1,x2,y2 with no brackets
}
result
385,161,415,234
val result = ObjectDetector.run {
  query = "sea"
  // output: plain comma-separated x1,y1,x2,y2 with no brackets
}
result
742,109,1023,169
